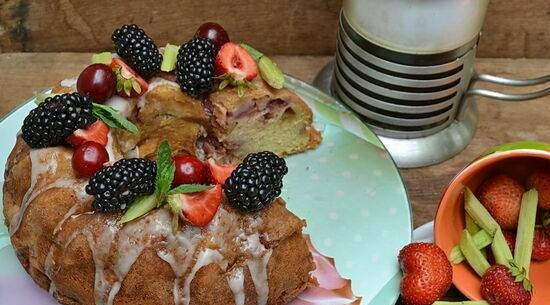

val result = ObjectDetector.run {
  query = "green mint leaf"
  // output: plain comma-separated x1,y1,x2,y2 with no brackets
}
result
155,140,175,199
92,103,139,134
167,184,213,195
240,43,264,60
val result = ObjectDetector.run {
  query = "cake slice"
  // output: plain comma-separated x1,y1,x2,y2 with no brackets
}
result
203,79,321,162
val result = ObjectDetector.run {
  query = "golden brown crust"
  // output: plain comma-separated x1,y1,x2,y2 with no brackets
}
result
4,74,321,305
4,139,314,305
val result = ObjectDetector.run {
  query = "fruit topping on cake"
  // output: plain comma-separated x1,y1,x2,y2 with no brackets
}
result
195,22,230,51
206,158,237,184
111,24,162,77
216,42,259,96
86,158,157,212
66,120,110,147
77,63,117,102
110,58,149,97
173,154,210,185
175,37,217,96
72,141,109,177
168,184,222,227
22,93,96,148
225,151,287,211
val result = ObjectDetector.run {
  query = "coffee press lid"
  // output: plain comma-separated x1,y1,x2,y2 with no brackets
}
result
343,0,489,55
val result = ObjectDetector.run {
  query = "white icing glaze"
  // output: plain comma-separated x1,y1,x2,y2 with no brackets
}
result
137,77,179,109
228,268,245,305
60,77,78,88
19,148,275,305
105,96,133,119
53,182,90,234
83,219,118,305
181,249,227,305
10,148,67,235
246,249,273,305
105,131,117,163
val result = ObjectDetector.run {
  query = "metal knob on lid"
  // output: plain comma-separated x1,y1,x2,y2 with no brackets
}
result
314,0,550,168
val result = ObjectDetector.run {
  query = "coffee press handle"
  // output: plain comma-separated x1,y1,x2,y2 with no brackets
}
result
465,72,550,101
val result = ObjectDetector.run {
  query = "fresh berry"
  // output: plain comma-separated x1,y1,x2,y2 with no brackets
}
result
532,227,550,261
175,37,216,96
195,22,230,51
478,175,525,230
398,242,452,305
72,141,109,177
111,24,161,77
173,155,209,186
224,151,286,212
22,93,96,148
526,170,550,209
242,151,288,180
66,120,109,147
86,158,156,212
167,184,222,226
110,58,149,97
481,264,531,305
206,159,237,184
77,64,116,102
503,230,517,253
215,42,258,81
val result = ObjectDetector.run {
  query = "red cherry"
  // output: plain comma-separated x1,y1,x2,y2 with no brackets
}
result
72,141,109,177
77,64,116,103
195,22,230,51
173,155,208,186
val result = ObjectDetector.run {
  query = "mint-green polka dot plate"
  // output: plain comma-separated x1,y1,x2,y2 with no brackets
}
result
0,76,412,305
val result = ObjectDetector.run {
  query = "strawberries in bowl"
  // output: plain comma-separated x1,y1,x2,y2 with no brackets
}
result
434,146,550,305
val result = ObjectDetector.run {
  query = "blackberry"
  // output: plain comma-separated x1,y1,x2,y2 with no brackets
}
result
224,152,287,212
22,93,96,148
175,37,216,96
112,24,162,77
86,158,156,213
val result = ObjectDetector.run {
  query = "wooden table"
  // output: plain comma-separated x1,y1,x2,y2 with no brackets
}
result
1,53,549,302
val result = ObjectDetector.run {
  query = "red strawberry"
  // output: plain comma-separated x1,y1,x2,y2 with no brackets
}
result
481,264,531,305
215,42,258,81
526,170,550,209
503,230,517,253
110,58,148,97
66,120,109,147
478,175,525,230
532,228,550,261
206,159,237,184
167,184,222,227
398,243,452,305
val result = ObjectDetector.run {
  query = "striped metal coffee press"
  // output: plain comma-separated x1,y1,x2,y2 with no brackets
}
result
314,0,550,168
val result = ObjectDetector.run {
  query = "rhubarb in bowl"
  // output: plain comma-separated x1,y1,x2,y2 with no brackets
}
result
434,143,550,304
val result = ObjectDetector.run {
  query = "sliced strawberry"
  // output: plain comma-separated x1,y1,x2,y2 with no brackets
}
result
168,185,222,227
110,58,148,97
206,159,237,184
67,120,109,147
215,42,258,81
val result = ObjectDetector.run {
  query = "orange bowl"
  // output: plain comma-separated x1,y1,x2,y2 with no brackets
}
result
434,149,550,304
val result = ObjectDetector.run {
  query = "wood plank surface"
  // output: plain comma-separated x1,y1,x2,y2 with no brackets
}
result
1,53,550,230
0,0,549,58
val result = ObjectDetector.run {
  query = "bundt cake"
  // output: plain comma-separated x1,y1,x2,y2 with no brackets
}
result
2,23,322,305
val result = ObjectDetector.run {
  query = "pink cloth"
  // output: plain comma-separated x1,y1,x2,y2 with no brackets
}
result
289,236,362,305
